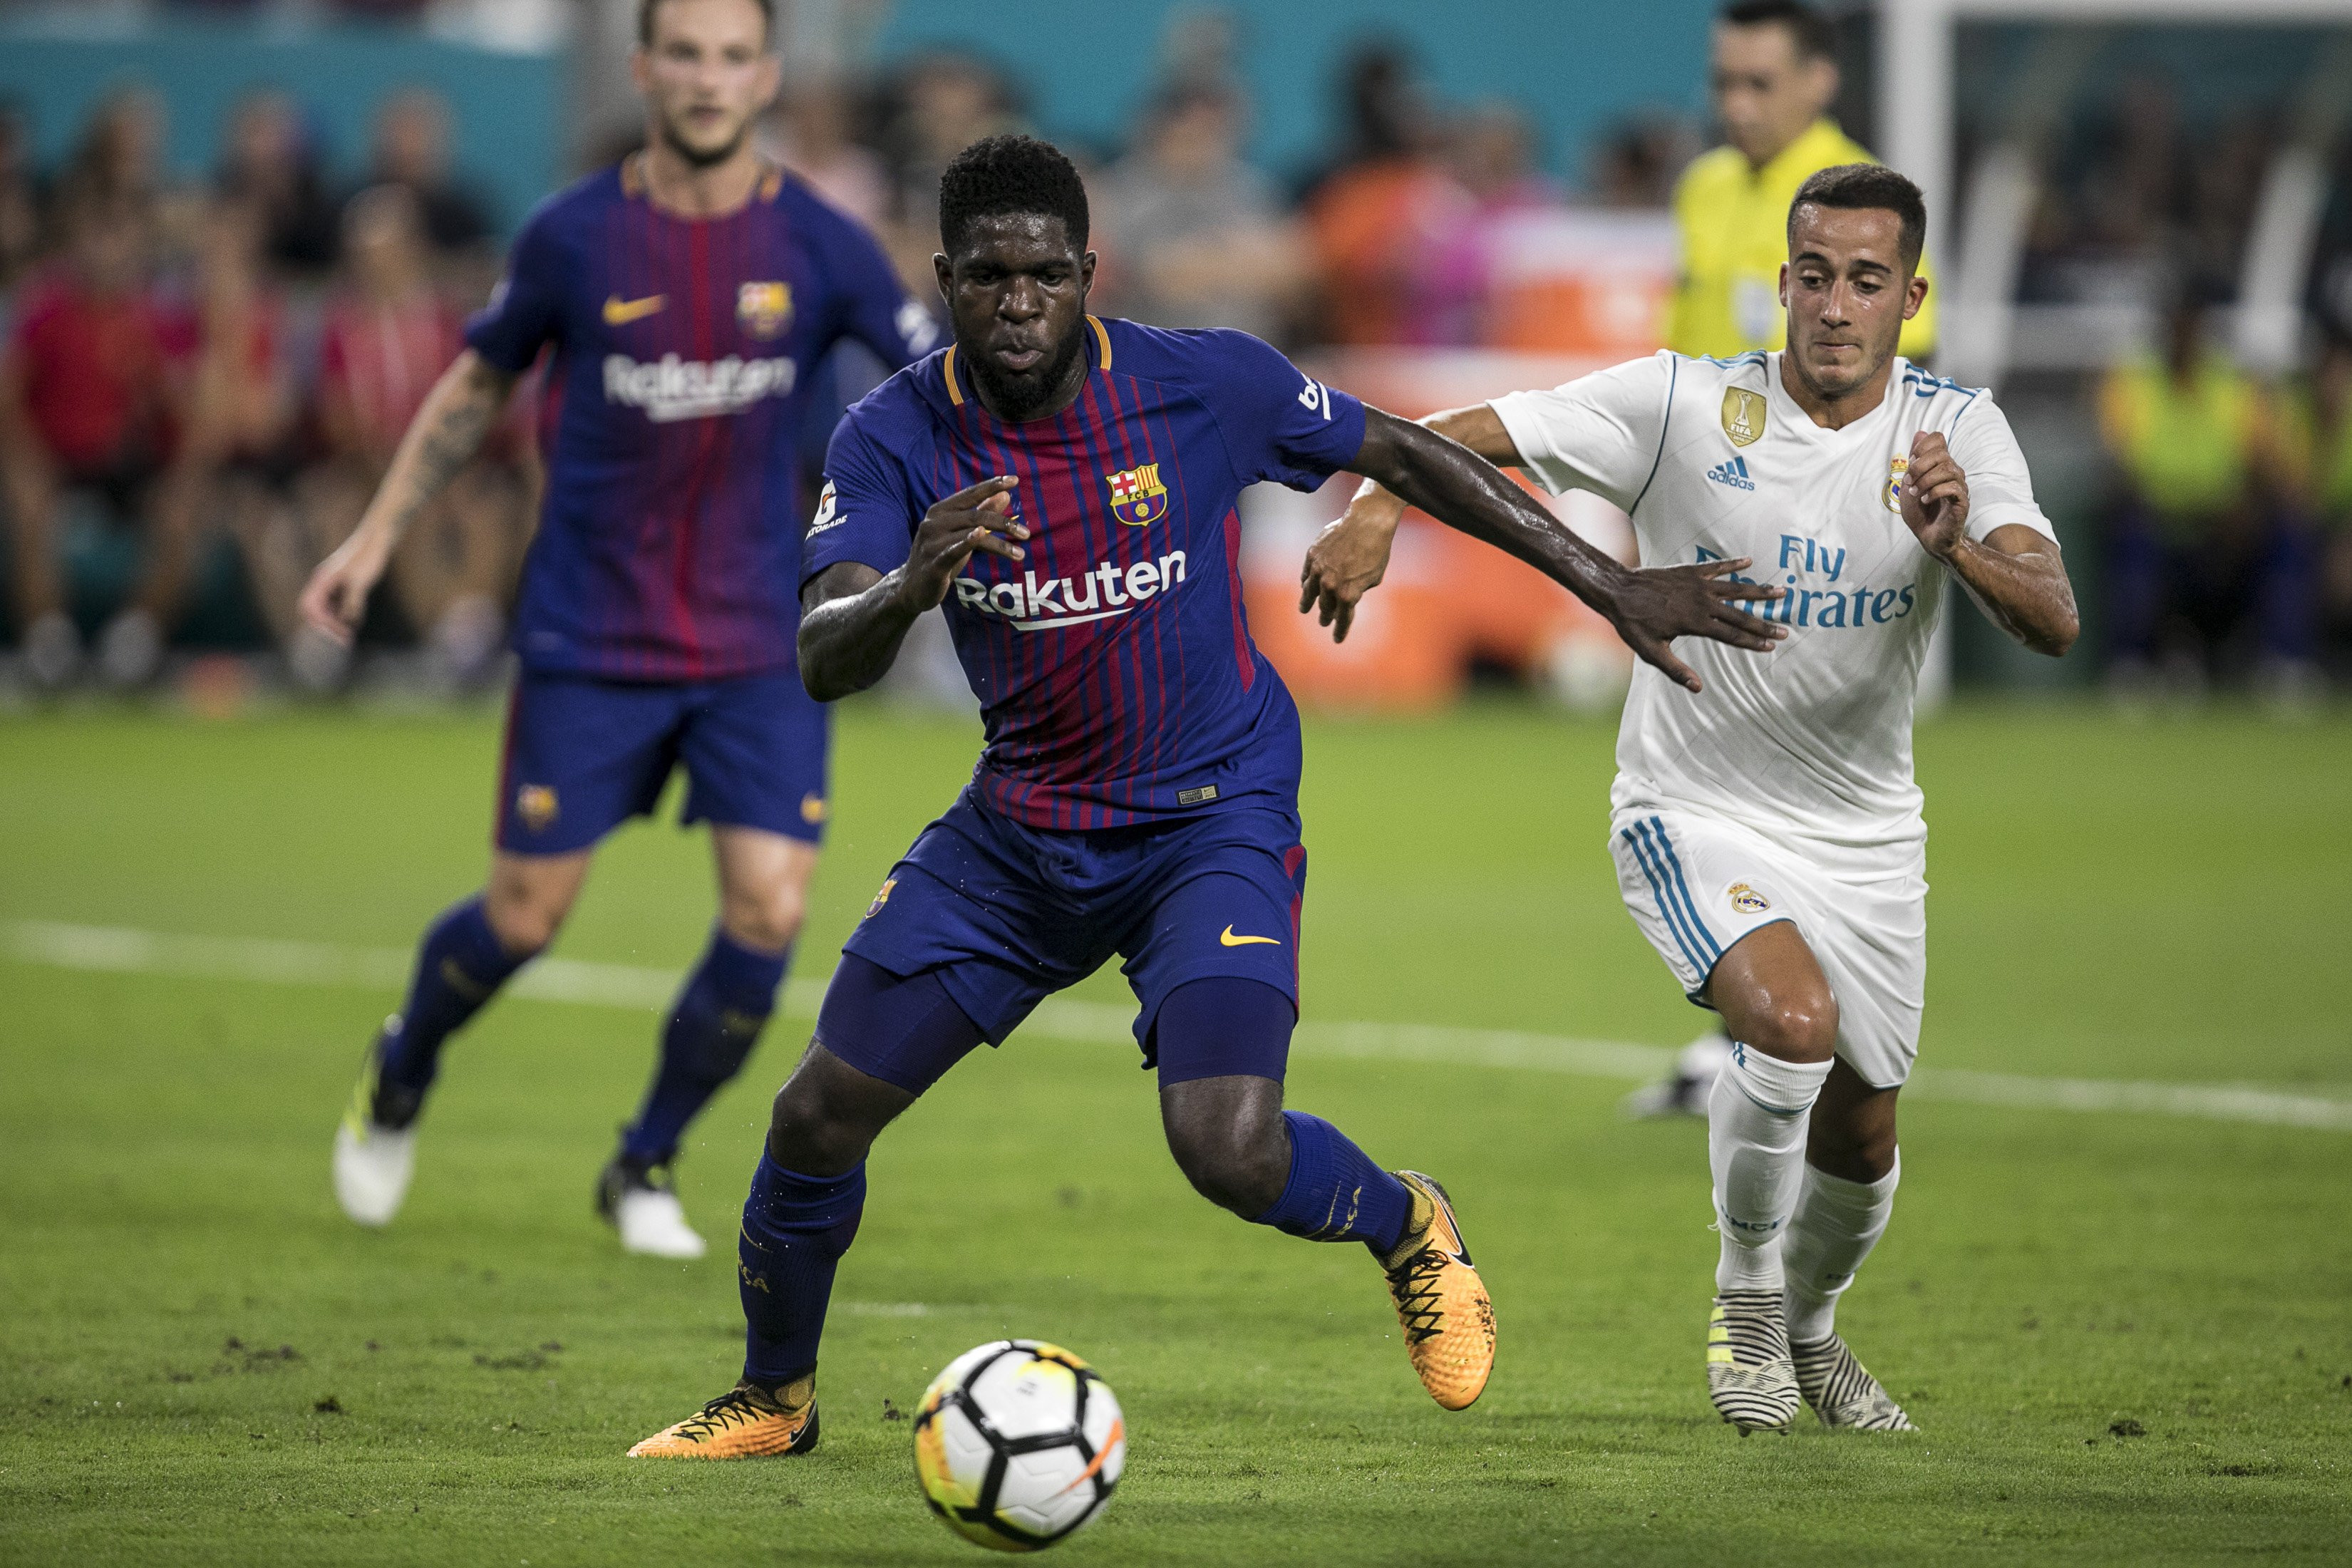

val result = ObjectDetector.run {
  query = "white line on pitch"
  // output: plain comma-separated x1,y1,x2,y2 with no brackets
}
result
8,919,2349,1133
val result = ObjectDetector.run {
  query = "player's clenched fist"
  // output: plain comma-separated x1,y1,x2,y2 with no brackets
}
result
897,475,1030,610
1897,431,1969,558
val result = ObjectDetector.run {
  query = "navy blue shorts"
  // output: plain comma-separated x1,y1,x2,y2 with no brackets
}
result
839,788,1306,1063
494,669,830,855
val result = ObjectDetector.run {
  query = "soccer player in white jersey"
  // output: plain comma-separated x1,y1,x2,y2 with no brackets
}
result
1302,164,2078,1433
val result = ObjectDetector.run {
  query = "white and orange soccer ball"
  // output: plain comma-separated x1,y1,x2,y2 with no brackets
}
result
912,1340,1125,1552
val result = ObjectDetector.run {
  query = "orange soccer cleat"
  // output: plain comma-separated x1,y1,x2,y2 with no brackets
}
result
626,1376,820,1459
1381,1171,1495,1410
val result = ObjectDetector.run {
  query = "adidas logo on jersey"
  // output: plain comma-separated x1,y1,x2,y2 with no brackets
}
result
1706,455,1755,492
604,353,797,423
953,550,1189,631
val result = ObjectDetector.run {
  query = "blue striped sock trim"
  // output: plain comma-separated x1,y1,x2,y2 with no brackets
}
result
1642,817,1721,965
1622,825,1708,978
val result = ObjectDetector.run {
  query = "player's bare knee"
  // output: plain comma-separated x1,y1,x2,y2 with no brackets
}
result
765,1046,900,1175
482,884,564,955
721,886,805,956
1739,991,1839,1063
1809,1123,1897,1185
1164,1104,1287,1217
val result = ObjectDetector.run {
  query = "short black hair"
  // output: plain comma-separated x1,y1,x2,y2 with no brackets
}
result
1720,0,1837,63
1790,163,1927,272
938,134,1090,256
639,0,772,47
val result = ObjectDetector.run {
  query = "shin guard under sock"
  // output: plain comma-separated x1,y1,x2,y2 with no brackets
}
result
738,1152,865,1388
1708,1043,1831,1293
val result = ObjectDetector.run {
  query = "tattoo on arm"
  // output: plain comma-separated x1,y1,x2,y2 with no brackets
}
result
370,353,514,545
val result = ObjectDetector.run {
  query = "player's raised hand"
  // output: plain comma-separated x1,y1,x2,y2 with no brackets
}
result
299,530,395,646
1604,558,1786,693
899,476,1029,610
1898,431,1970,558
1299,485,1408,643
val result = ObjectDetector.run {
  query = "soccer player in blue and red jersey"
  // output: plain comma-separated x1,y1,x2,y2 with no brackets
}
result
629,135,1783,1455
302,0,934,1258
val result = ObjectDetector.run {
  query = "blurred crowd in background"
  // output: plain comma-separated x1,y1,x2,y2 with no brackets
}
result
2,1,2351,705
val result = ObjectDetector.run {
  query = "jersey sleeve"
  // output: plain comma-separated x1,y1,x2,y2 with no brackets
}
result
1946,396,2057,545
825,210,938,372
463,207,564,374
1487,353,1676,512
802,408,919,584
1194,329,1368,491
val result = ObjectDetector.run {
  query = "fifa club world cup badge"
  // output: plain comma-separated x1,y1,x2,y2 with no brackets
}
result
1886,454,1909,513
1105,463,1169,527
738,281,793,339
1721,388,1766,448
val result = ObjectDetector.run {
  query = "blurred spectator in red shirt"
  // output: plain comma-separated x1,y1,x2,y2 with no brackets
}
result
1,188,202,688
1098,82,1307,343
276,185,528,691
1418,103,1562,346
217,91,339,277
1300,45,1460,345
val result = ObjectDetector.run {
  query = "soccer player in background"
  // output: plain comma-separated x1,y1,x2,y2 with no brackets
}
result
304,0,934,1257
1306,166,2077,1433
626,135,1787,1457
1671,0,1935,362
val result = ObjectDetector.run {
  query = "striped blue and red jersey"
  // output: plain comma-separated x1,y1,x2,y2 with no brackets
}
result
465,158,934,681
805,316,1368,830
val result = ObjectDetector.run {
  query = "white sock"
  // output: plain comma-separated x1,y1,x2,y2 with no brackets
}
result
1708,1043,1832,1294
1783,1150,1900,1343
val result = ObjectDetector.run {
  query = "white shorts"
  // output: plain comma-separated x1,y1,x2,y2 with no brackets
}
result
1608,805,1927,1088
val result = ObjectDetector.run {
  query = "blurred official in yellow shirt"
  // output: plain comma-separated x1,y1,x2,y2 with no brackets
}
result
1669,0,1937,360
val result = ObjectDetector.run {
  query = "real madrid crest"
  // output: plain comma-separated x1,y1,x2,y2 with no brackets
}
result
1105,463,1169,527
1884,454,1909,513
1726,881,1771,914
1721,387,1766,448
738,280,793,340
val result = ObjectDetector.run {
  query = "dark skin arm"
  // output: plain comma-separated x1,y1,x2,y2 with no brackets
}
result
1332,406,1785,692
798,474,1029,701
1898,431,2078,656
804,409,1788,699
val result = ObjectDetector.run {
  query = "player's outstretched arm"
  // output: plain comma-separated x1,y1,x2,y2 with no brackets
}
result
1898,432,2078,656
299,349,517,644
798,476,1029,701
1339,407,1785,693
1300,403,1517,642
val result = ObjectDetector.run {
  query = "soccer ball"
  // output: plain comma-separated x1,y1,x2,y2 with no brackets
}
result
913,1340,1125,1552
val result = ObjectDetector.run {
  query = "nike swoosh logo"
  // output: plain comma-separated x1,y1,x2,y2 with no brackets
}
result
1219,926,1281,947
603,294,667,325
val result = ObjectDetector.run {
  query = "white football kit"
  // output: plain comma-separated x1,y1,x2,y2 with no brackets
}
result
1492,351,2056,1086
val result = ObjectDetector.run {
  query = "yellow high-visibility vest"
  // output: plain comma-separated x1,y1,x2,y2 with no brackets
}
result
1668,117,1938,361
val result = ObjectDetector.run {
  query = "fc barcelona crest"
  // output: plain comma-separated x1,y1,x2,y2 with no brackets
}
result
1106,463,1168,527
738,281,793,339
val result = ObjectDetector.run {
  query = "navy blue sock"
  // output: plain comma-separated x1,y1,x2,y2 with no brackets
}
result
378,896,532,1100
738,1152,865,1388
1252,1110,1413,1257
621,929,788,1167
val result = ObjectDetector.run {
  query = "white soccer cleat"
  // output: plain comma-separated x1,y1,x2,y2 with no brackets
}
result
334,1115,417,1227
1793,1332,1917,1431
1707,1290,1801,1433
599,1161,709,1259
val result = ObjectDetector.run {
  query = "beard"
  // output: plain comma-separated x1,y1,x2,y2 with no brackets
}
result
965,325,1088,421
656,108,748,171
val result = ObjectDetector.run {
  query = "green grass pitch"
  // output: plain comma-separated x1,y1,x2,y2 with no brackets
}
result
1,699,2348,1565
